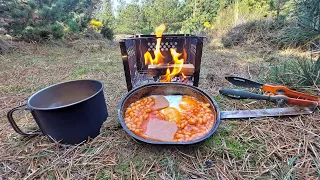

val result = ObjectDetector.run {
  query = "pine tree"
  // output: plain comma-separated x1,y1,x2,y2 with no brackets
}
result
180,0,221,34
95,0,115,39
115,3,147,34
142,0,183,32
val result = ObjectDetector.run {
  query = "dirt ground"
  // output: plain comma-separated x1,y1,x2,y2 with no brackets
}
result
0,39,319,179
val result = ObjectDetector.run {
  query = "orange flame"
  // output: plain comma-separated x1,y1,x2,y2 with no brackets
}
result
161,48,184,82
145,24,186,82
144,24,166,65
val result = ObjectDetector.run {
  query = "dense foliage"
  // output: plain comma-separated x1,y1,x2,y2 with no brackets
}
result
1,0,318,45
116,3,147,34
1,0,116,41
2,0,96,40
277,0,320,47
114,0,228,34
113,0,290,34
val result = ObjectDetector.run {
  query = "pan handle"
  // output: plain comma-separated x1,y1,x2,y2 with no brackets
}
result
7,104,42,136
220,103,317,119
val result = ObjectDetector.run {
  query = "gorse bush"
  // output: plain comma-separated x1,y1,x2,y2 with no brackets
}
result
88,20,104,32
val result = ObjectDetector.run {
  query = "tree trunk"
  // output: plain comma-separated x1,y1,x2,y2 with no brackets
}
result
234,0,239,27
276,0,281,21
193,0,197,17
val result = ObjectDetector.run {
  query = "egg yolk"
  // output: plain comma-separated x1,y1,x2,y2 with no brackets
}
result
179,97,198,111
162,107,181,123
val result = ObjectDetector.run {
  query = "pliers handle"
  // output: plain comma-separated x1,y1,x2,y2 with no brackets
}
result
262,84,319,102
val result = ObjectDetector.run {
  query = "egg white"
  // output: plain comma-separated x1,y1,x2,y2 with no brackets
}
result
162,95,182,112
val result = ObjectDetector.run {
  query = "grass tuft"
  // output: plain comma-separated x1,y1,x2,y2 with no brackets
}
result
204,123,250,159
225,139,249,159
261,57,320,88
72,67,90,78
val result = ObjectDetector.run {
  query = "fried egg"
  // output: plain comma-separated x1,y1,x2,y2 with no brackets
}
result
158,95,183,122
163,95,182,110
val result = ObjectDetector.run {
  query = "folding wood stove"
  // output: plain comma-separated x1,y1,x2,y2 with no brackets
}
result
119,34,204,91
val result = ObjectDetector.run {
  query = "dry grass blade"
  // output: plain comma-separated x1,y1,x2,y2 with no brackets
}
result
142,160,156,178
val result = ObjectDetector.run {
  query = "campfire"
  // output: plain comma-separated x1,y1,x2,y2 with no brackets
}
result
119,24,204,91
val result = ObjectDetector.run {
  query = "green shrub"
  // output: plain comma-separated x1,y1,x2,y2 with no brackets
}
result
283,0,320,48
212,0,273,37
20,26,49,41
262,57,320,87
3,0,95,41
100,25,114,40
51,23,65,39
67,19,80,33
217,0,320,49
221,19,283,48
275,26,320,49
17,22,65,41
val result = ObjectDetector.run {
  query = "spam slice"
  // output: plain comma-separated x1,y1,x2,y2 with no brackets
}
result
151,95,169,110
144,119,178,141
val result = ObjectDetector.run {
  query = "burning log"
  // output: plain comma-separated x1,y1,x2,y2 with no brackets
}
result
147,64,194,76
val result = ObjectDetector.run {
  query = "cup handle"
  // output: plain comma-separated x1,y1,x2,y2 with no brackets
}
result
7,103,43,136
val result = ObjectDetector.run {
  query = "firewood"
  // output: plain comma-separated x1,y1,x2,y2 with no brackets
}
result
147,64,194,76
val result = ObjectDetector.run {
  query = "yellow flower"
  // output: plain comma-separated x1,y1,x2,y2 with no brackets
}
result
204,22,211,28
88,19,104,32
89,20,103,27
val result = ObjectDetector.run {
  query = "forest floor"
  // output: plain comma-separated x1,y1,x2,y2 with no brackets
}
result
0,38,319,179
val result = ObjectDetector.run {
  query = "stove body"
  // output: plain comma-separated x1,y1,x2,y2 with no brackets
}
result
120,34,204,91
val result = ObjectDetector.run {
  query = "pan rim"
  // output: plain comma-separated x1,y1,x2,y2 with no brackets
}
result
118,82,221,145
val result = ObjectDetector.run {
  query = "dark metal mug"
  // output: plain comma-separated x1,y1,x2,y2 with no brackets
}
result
7,79,108,144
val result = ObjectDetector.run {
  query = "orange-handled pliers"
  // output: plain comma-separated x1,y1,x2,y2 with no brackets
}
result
225,76,320,107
